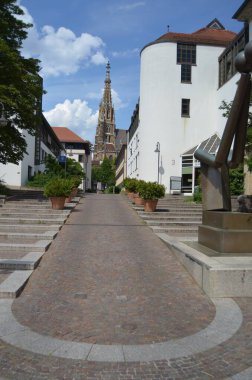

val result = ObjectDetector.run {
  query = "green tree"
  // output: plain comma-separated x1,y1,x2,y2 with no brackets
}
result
93,157,115,187
0,0,43,164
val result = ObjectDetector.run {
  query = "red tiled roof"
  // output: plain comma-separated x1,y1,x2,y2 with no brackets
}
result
155,27,236,47
52,127,86,143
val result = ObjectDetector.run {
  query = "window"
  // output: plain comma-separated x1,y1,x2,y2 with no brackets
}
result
181,99,190,117
177,44,196,65
78,154,83,163
181,64,191,83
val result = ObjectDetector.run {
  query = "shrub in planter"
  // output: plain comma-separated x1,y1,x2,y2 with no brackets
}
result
44,177,73,209
138,181,165,200
138,181,166,212
134,180,146,205
124,179,139,201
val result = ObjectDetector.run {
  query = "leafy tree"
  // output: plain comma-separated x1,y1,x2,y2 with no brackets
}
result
0,0,43,164
219,98,252,192
92,157,116,187
229,165,244,195
27,155,85,187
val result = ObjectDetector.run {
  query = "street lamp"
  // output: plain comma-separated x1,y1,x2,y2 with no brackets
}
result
154,142,160,184
0,102,7,127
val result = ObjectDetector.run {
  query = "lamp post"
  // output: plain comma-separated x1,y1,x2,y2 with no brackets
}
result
154,142,160,184
0,102,8,127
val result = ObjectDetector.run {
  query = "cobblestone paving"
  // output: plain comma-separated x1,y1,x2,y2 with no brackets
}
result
0,194,251,379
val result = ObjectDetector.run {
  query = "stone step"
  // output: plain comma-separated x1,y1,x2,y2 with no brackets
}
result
137,211,202,216
0,251,44,271
0,231,57,240
0,211,69,219
1,206,69,213
0,217,65,225
141,215,202,221
0,269,33,298
0,240,51,253
0,224,62,232
146,220,200,226
150,226,199,233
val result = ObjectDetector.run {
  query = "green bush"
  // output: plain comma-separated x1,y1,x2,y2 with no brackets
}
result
44,177,72,198
138,181,166,200
193,186,202,203
104,185,121,194
229,166,244,195
123,178,139,193
27,173,53,188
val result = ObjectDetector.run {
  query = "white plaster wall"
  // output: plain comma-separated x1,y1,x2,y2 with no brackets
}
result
0,162,21,187
216,72,240,136
127,129,139,179
0,129,35,187
138,42,226,192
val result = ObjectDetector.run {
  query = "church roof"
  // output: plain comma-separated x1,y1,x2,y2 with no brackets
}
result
52,127,86,143
142,19,236,53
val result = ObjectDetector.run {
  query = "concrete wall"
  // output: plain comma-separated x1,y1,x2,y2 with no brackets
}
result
138,41,225,192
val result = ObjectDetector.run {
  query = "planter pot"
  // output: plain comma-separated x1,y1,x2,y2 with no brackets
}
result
65,196,72,203
134,195,145,206
144,199,158,212
50,197,66,210
71,188,78,197
127,192,135,200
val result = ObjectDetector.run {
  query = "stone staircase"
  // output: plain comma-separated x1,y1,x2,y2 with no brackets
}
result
0,193,79,298
132,195,202,239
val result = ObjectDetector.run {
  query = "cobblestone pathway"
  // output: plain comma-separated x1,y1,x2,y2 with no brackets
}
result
0,194,251,379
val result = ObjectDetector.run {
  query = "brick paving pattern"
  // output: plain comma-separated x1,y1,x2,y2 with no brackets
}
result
0,194,251,379
12,194,214,345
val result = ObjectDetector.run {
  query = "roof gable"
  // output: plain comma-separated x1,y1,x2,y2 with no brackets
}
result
52,127,86,143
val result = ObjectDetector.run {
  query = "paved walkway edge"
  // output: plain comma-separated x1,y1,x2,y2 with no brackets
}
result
0,298,242,362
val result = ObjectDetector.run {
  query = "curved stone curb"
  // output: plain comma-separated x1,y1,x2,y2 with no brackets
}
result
0,298,242,362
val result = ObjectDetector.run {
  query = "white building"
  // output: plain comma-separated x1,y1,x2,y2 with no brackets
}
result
52,127,92,191
0,115,63,187
127,18,248,194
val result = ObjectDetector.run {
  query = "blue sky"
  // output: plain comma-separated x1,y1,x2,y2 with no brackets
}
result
19,0,243,143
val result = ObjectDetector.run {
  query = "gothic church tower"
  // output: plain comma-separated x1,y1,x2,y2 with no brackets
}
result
93,62,116,161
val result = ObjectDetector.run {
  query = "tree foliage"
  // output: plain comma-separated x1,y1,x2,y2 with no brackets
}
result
92,157,116,187
27,155,85,187
0,0,43,164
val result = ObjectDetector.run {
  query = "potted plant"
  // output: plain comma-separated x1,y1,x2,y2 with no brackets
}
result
124,178,139,201
44,177,72,209
138,181,166,212
66,176,82,201
134,180,146,206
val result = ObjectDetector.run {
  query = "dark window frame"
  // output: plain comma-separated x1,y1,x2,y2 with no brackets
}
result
177,43,196,65
181,64,192,83
181,99,190,117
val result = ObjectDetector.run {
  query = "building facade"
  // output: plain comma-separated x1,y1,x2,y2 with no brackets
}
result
93,62,116,162
0,114,63,187
127,19,247,194
52,127,92,191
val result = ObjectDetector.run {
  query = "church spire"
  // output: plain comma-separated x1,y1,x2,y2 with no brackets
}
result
93,61,116,162
103,61,112,106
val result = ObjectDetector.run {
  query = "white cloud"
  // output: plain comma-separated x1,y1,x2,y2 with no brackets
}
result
87,89,127,110
44,99,98,141
91,51,108,65
19,5,107,77
116,2,146,11
112,48,139,58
